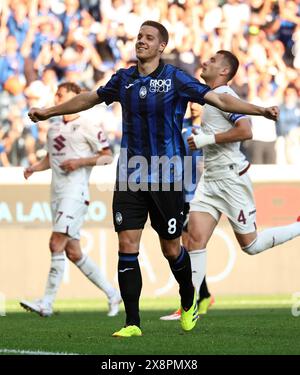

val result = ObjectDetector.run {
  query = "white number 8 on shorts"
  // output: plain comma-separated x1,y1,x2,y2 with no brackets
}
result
168,218,177,234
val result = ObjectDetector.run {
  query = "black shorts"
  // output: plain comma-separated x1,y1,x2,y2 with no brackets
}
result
112,187,185,240
182,202,190,233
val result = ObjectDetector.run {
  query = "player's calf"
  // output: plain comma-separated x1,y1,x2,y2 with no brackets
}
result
241,221,300,255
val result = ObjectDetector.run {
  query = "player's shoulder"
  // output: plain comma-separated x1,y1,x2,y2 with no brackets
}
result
76,110,98,127
119,65,137,77
49,118,62,129
105,66,136,82
214,85,239,98
164,63,181,73
169,65,202,88
169,64,195,78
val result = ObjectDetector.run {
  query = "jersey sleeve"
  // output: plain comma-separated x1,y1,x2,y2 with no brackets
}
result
82,121,110,153
219,88,249,124
226,113,248,124
96,70,121,105
174,69,211,105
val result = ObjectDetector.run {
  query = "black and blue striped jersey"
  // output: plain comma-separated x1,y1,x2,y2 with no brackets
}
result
97,61,211,183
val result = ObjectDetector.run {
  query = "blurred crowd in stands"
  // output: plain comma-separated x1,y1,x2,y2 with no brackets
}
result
0,0,299,167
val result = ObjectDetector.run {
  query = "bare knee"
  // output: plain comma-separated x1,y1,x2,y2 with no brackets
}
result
65,239,82,263
160,238,181,261
49,232,68,253
188,230,208,250
66,248,82,263
118,231,141,252
187,211,216,250
66,252,82,263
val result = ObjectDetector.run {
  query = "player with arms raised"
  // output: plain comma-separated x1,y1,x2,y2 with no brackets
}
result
28,22,279,337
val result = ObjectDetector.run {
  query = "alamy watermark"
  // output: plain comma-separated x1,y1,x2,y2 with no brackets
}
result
0,292,6,316
96,148,202,193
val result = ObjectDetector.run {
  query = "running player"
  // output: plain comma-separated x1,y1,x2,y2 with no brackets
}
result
160,102,214,321
20,82,121,317
187,50,300,295
28,22,279,337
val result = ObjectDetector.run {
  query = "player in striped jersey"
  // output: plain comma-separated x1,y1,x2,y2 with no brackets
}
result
28,22,279,337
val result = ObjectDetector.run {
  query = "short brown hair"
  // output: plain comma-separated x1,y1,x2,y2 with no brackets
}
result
141,20,169,45
57,82,81,94
217,50,239,81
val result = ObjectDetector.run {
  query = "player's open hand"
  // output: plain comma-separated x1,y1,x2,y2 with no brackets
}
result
264,106,279,121
28,108,49,122
24,166,34,179
60,159,81,172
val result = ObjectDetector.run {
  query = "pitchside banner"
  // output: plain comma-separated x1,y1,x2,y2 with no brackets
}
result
0,166,300,299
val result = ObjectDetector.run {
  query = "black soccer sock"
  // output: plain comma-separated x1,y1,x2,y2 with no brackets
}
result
199,276,211,302
118,252,142,327
168,246,194,310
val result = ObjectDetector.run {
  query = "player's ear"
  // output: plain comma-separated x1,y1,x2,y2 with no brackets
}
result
221,66,230,77
159,42,166,53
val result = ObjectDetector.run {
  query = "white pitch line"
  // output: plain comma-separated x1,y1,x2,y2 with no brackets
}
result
215,300,292,306
0,348,79,355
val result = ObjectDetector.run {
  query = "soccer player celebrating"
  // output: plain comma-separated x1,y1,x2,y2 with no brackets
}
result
187,50,300,296
28,21,279,337
20,82,121,317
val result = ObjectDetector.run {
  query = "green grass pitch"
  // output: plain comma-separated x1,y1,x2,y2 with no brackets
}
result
0,296,299,355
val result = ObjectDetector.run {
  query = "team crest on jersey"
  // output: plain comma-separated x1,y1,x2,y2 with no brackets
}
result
53,135,66,151
149,79,171,93
115,212,123,225
139,86,147,99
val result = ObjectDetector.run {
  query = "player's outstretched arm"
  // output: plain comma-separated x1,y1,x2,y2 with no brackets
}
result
24,154,50,179
28,91,102,122
204,91,279,120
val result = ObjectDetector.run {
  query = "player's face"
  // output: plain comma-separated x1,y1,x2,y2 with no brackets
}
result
135,26,165,62
54,87,76,105
200,53,227,81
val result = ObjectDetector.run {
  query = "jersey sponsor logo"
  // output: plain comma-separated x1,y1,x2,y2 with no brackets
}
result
139,86,147,99
53,135,66,151
125,79,139,89
115,211,123,225
149,79,172,93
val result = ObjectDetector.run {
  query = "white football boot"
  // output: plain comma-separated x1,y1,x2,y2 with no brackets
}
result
20,299,53,317
107,290,122,317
